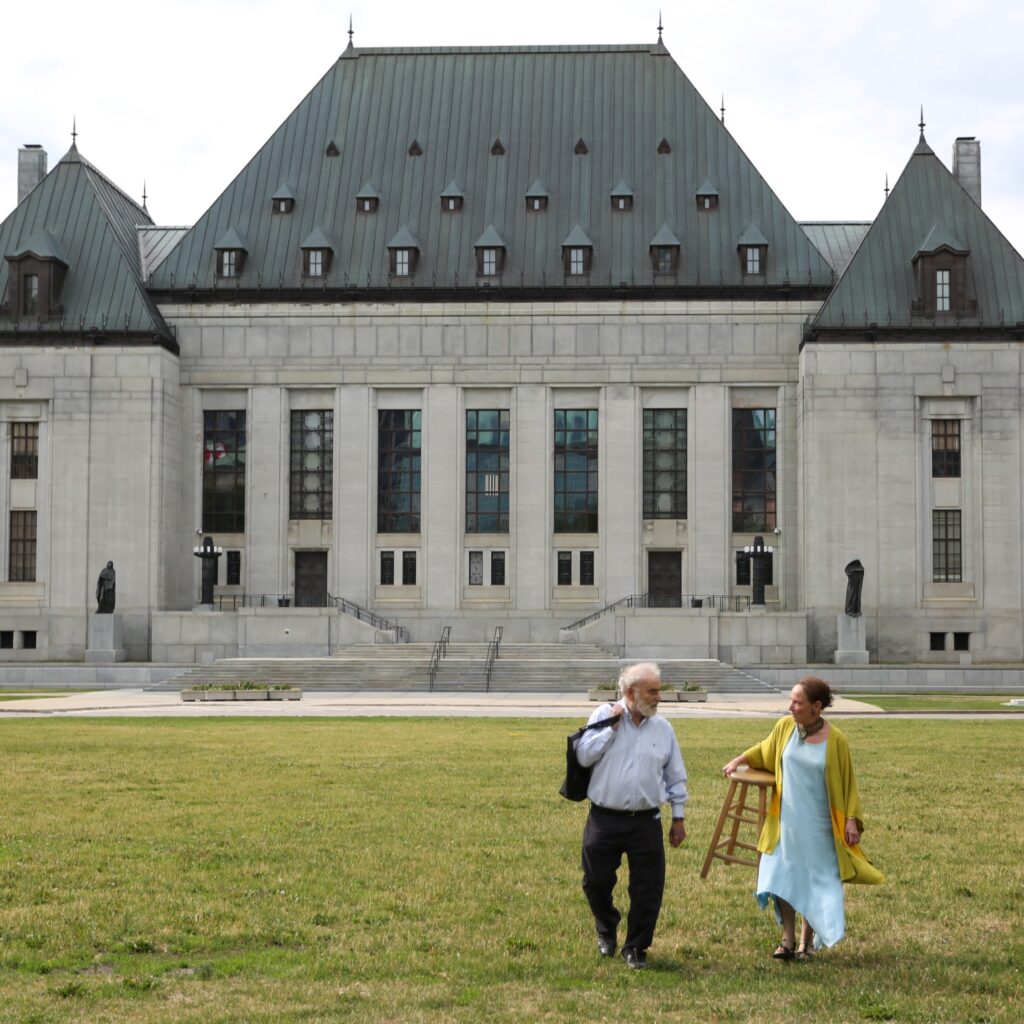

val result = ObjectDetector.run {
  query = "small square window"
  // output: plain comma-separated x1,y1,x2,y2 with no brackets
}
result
469,550,483,585
402,551,417,586
491,551,505,586
929,631,946,652
953,631,970,651
697,195,718,211
0,631,12,649
273,198,295,214
21,630,36,650
226,550,241,586
612,196,632,211
528,196,547,212
557,551,572,586
442,196,463,212
358,197,379,213
745,247,761,275
380,551,395,585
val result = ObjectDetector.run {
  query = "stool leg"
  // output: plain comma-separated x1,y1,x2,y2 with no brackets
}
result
724,781,749,857
700,779,738,878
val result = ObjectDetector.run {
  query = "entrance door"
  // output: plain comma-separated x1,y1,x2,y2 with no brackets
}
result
648,551,682,608
294,551,328,607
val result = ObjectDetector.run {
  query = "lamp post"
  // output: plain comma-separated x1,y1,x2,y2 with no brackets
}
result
744,535,774,607
193,536,223,607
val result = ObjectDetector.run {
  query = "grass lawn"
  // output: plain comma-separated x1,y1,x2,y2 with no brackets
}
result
1,718,1021,1023
844,694,1024,713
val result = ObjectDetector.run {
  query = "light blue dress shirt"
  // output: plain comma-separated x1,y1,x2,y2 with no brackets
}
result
575,700,688,818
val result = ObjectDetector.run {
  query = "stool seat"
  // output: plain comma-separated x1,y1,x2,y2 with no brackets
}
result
700,768,776,878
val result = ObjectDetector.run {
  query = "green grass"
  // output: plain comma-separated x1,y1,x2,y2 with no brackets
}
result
845,693,1024,712
0,693,76,702
0,718,1021,1023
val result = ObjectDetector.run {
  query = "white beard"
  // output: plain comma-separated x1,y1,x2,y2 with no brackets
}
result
634,697,658,719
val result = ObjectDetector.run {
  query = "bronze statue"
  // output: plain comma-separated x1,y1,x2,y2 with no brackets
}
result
96,561,116,613
844,559,864,617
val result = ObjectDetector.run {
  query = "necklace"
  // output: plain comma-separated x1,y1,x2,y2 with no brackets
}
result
798,717,825,743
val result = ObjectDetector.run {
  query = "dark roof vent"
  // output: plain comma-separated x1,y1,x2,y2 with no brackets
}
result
574,138,589,155
657,137,672,155
408,139,423,156
490,138,506,156
325,141,340,157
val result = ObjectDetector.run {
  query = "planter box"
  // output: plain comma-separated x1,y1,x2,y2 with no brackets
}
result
179,689,237,702
676,691,708,702
234,689,269,700
268,688,302,700
588,689,618,701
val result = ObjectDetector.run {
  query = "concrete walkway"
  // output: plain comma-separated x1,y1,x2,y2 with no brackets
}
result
0,689,890,719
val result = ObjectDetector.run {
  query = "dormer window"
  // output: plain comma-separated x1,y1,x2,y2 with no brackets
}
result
696,179,719,211
271,184,297,215
5,228,68,319
300,228,334,279
911,225,973,316
356,183,380,213
649,224,681,276
562,225,593,276
737,224,768,278
474,226,507,278
387,226,420,278
610,180,633,212
525,180,549,212
441,180,464,212
214,228,248,280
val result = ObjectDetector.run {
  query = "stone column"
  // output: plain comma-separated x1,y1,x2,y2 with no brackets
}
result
335,386,372,605
423,385,459,610
603,384,639,600
514,385,549,610
690,384,731,595
246,386,286,594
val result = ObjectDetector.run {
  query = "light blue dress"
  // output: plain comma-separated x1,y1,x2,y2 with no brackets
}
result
755,731,845,948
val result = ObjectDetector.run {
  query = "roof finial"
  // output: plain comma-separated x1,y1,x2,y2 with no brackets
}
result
918,105,926,138
884,172,889,199
657,11,663,41
142,180,148,211
720,94,726,124
71,116,77,145
348,14,353,45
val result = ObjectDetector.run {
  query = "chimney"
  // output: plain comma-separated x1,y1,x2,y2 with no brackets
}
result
952,137,981,207
17,144,48,205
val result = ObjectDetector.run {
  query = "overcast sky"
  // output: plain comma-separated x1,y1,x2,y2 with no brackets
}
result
3,0,1022,252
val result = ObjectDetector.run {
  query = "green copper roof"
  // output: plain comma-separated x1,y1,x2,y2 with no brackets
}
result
562,224,593,248
150,44,833,294
0,144,171,342
474,224,506,248
650,223,681,247
300,226,335,250
814,134,1024,329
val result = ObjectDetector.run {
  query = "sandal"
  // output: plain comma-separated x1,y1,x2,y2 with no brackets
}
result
796,943,815,961
772,942,795,960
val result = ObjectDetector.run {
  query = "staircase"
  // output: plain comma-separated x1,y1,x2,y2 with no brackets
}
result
149,646,778,694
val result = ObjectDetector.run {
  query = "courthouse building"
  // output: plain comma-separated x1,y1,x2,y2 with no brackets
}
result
2,35,1024,669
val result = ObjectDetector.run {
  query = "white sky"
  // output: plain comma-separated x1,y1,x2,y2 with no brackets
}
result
3,0,1023,252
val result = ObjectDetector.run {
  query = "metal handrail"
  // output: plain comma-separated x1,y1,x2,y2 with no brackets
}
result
564,593,752,631
484,625,503,692
427,625,452,691
209,592,407,642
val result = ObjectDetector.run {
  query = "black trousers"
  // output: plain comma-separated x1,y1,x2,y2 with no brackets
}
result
581,809,666,952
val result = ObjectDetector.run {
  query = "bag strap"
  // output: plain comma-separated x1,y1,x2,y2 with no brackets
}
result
578,704,625,733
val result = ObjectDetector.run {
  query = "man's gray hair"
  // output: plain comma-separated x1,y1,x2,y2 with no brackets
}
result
618,661,662,696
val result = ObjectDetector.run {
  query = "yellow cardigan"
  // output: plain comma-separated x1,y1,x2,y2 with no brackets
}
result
742,717,884,885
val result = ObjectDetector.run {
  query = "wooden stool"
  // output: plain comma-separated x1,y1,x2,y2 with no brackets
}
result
700,768,776,878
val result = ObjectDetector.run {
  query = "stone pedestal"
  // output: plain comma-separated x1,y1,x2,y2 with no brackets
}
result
834,613,868,665
86,613,126,663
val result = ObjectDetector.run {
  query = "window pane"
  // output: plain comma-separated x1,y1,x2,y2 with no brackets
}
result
10,422,39,480
643,409,686,520
466,409,510,533
931,420,961,478
378,410,422,532
9,510,36,582
731,408,776,532
554,409,598,532
202,410,246,532
932,509,962,582
557,551,572,585
289,409,333,520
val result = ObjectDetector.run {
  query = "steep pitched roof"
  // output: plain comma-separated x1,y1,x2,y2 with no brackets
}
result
0,144,172,343
800,222,871,277
814,135,1024,329
150,43,833,296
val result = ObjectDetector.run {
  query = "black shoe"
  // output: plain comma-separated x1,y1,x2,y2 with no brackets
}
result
621,946,647,970
596,935,616,958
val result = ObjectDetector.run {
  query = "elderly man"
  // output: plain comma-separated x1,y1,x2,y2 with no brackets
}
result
575,661,688,969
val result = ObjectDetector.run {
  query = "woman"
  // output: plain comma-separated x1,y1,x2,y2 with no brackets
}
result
722,677,883,960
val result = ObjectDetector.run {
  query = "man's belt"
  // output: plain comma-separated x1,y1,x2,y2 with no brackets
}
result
590,803,659,818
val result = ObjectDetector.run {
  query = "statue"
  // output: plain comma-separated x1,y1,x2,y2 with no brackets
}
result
844,559,864,617
96,561,116,614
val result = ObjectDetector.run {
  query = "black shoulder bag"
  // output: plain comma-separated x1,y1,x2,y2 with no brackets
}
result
558,709,623,801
